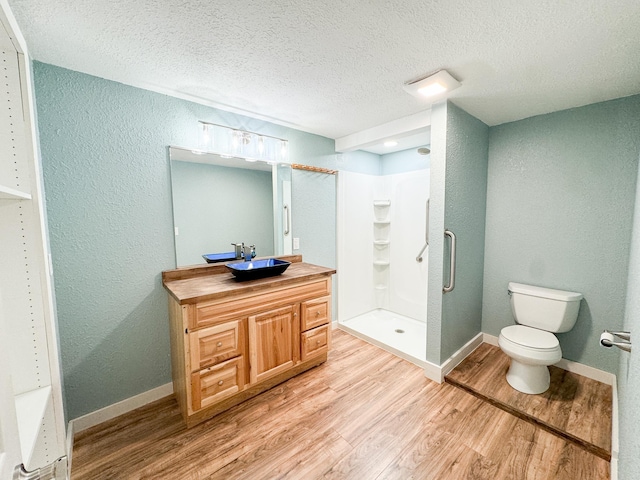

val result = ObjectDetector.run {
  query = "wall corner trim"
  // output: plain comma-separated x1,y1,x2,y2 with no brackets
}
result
69,382,174,433
423,332,484,383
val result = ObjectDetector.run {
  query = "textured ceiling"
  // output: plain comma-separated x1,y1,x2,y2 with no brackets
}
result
8,0,640,139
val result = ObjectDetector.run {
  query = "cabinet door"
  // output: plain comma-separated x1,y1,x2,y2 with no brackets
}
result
301,296,331,331
189,319,244,371
249,305,297,384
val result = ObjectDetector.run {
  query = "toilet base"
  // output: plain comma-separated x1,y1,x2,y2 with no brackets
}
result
505,359,550,394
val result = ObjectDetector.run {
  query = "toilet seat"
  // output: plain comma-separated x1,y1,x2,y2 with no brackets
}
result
500,325,559,351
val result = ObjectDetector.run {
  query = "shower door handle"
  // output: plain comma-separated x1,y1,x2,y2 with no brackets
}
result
283,204,290,236
443,229,456,293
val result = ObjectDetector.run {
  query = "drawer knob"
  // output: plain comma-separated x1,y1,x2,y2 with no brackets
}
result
316,340,321,345
316,311,320,317
218,380,224,386
216,342,223,347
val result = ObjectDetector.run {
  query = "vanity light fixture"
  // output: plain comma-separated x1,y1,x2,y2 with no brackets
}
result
197,121,289,162
403,69,461,99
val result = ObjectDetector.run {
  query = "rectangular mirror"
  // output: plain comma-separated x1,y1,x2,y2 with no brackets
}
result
169,146,292,267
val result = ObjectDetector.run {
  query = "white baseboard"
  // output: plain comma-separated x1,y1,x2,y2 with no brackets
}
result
611,375,619,480
482,333,616,385
423,332,484,384
69,382,173,433
482,333,499,347
66,420,74,479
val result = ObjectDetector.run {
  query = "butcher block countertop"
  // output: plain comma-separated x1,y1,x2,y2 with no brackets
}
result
162,255,336,305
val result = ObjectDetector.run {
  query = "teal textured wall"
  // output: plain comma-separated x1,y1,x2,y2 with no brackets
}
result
338,150,381,175
381,146,430,175
482,95,640,373
33,62,336,419
426,101,489,364
440,103,489,362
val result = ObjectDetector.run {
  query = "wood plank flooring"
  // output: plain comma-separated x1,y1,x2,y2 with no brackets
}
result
72,331,610,479
445,343,612,461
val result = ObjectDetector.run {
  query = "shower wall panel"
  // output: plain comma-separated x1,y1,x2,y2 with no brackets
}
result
338,169,430,323
387,170,429,321
337,171,377,321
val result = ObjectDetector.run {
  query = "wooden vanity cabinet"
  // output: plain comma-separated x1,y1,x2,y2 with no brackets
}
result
163,259,335,428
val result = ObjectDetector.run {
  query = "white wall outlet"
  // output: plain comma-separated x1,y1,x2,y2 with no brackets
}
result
293,237,300,250
175,227,179,236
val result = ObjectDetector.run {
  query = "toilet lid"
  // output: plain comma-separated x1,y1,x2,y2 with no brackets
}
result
501,325,559,350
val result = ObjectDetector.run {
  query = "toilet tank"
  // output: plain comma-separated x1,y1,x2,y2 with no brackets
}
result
508,282,583,333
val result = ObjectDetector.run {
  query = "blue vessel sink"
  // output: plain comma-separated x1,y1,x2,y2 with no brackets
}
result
202,252,238,263
226,258,291,281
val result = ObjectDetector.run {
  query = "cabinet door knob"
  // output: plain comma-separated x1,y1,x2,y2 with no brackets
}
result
216,342,223,347
293,312,297,317
218,380,224,386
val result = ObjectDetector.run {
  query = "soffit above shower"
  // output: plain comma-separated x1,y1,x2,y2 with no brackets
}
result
335,111,431,155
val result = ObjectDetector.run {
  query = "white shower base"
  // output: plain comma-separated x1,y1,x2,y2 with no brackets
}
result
338,309,427,368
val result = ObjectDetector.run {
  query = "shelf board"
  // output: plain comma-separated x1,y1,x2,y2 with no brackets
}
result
373,240,390,246
15,386,51,465
0,184,31,200
373,260,390,266
373,221,390,225
373,200,391,207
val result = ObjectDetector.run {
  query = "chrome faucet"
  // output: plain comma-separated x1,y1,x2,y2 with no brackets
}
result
231,242,243,260
242,244,255,261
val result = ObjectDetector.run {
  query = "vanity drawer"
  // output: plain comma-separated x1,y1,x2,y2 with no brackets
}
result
191,357,244,410
189,319,244,371
301,296,331,331
193,278,331,329
301,324,329,361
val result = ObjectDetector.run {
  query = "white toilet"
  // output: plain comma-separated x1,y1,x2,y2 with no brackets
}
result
498,282,582,395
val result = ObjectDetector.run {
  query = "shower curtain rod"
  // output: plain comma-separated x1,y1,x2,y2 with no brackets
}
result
291,163,337,175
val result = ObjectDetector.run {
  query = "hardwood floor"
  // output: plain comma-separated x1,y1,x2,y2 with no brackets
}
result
72,330,610,479
445,343,612,461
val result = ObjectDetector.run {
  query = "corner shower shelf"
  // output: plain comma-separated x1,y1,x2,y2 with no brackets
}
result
374,284,387,290
373,260,390,267
373,200,391,207
373,240,390,247
373,221,390,225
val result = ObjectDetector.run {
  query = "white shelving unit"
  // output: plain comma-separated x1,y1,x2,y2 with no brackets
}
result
0,2,67,476
14,386,52,465
0,184,31,200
